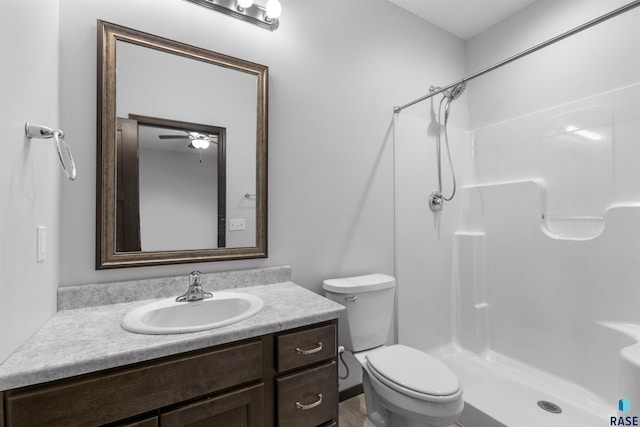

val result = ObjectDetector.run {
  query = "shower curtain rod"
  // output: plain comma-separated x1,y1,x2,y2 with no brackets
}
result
393,0,640,113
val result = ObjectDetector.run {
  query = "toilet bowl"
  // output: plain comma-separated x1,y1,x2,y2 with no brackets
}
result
356,345,463,427
323,274,463,427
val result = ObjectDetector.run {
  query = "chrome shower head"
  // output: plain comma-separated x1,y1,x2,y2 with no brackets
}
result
445,82,466,101
443,82,465,125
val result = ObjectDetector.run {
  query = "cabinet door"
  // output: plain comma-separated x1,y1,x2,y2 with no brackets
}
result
161,383,263,427
276,361,337,427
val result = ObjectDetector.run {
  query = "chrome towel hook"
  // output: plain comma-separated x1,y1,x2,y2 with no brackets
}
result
25,122,77,181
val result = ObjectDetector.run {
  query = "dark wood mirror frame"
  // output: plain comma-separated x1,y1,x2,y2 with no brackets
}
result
97,20,268,269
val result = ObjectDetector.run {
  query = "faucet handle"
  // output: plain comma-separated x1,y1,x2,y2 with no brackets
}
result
189,271,204,292
190,270,202,286
176,271,211,302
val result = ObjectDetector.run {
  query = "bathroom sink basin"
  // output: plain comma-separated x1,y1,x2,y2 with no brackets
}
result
121,292,264,334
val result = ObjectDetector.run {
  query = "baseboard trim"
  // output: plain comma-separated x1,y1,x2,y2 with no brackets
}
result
339,384,364,402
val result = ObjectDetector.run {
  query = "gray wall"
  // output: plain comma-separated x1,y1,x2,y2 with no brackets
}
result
57,0,466,292
0,0,61,363
0,0,466,364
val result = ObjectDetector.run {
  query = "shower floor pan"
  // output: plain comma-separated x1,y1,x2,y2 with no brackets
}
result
431,347,611,427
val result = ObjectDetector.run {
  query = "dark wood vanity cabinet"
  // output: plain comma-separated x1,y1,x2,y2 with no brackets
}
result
1,320,338,427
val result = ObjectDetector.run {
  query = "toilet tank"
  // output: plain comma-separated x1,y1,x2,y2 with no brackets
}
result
322,274,396,352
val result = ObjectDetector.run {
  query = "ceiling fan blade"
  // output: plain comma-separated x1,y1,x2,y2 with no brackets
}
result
158,135,191,140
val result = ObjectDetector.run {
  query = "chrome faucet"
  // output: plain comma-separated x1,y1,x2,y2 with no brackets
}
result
176,271,213,302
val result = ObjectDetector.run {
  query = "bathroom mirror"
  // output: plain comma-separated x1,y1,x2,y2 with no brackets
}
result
97,20,268,268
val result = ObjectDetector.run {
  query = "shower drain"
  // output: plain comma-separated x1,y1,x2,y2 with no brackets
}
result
537,400,562,414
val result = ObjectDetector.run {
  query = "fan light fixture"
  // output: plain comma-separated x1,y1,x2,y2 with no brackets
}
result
190,139,211,150
158,131,218,150
185,0,282,31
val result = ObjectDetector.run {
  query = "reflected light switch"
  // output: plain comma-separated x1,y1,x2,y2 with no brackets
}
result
229,219,246,231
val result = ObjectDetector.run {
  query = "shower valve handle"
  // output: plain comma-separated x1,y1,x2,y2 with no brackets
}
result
429,191,444,212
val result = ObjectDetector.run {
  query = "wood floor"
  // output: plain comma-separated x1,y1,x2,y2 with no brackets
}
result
338,393,462,426
339,394,368,427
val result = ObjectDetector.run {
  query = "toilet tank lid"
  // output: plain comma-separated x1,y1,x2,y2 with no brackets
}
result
322,273,396,294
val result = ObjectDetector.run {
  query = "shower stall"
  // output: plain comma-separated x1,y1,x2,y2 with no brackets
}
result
394,1,640,426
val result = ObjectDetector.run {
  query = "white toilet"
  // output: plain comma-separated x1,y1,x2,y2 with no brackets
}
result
323,274,463,427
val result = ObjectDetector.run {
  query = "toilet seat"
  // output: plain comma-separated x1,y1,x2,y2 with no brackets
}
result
366,345,462,403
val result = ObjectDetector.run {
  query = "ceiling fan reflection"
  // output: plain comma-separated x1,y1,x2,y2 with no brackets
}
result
158,131,219,149
158,131,218,162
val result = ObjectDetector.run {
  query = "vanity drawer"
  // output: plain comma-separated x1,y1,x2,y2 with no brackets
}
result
5,340,262,427
276,361,338,427
276,323,336,372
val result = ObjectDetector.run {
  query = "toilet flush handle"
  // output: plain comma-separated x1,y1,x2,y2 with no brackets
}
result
345,295,358,302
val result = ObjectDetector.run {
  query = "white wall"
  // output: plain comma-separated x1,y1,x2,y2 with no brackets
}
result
56,0,465,296
0,0,61,362
139,148,219,251
466,0,638,127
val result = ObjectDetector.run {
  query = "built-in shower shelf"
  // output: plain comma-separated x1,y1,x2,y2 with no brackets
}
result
541,214,605,240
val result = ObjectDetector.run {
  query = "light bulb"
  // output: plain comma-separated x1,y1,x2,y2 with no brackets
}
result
237,0,253,10
265,0,282,20
192,139,210,150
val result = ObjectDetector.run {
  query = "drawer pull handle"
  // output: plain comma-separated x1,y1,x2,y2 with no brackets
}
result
296,393,323,410
295,342,323,355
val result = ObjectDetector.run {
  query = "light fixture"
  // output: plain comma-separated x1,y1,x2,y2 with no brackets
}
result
265,0,282,21
190,139,211,150
236,0,253,12
184,0,281,31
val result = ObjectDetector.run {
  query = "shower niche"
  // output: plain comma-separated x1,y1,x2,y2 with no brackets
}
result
540,106,613,240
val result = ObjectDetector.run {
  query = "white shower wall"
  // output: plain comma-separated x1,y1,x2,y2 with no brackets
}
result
395,114,471,351
396,0,640,413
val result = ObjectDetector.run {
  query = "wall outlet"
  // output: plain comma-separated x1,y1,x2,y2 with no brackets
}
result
36,226,46,262
229,219,246,231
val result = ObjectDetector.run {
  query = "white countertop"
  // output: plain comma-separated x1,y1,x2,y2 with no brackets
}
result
0,282,344,391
